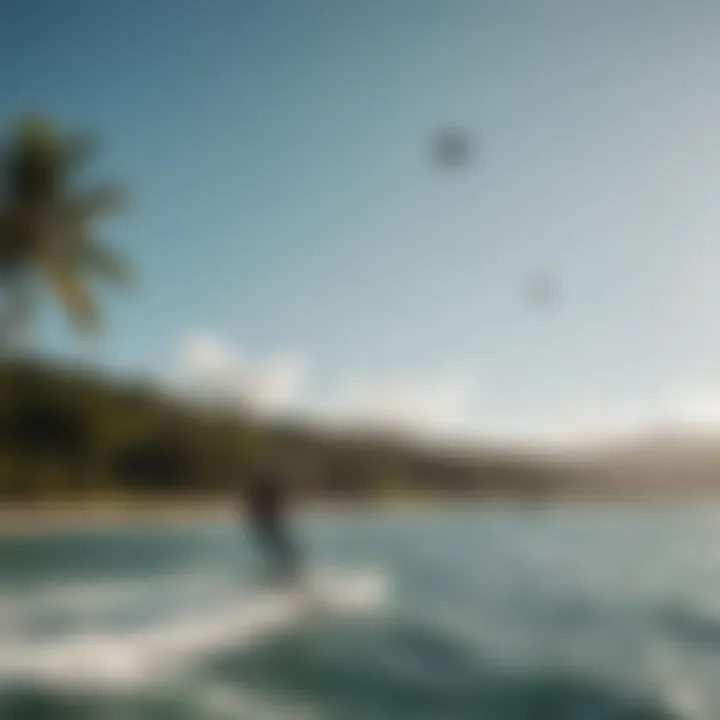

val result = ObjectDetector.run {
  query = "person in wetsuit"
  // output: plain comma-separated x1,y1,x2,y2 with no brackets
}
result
244,465,301,585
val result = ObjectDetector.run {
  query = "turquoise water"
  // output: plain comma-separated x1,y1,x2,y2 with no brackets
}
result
1,504,720,719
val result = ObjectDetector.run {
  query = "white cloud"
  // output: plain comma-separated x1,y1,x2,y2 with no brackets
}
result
174,331,309,416
181,332,233,376
172,331,480,439
662,385,720,430
308,373,480,440
173,331,720,450
243,354,309,414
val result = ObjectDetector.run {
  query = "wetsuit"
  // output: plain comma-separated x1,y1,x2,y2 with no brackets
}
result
246,471,300,584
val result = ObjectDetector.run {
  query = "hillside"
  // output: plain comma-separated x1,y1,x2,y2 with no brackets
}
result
4,360,720,504
0,360,568,503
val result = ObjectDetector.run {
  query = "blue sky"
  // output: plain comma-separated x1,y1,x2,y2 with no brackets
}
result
3,0,720,444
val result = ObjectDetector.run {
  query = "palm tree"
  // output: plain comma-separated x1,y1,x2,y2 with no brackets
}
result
0,117,132,353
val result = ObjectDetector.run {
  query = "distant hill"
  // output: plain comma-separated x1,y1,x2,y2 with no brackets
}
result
3,360,720,503
0,360,568,502
579,430,720,496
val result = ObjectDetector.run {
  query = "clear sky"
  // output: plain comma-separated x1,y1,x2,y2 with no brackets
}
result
3,0,720,445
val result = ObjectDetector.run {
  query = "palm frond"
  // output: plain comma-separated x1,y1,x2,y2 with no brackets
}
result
69,185,126,219
0,276,35,351
79,241,133,286
0,212,14,271
48,215,133,286
39,259,101,334
0,209,36,273
13,117,61,155
62,133,100,171
0,117,129,347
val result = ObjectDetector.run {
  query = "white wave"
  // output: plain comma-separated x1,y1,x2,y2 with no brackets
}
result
190,681,325,720
661,677,709,720
0,567,389,691
302,566,389,612
0,568,234,631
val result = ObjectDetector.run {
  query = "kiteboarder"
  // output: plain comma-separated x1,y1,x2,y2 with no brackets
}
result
243,461,301,585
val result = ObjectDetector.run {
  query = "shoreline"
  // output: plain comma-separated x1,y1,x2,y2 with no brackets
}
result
0,499,230,533
1,494,718,535
0,497,462,534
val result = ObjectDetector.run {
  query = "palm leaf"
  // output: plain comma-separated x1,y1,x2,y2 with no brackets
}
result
0,212,15,272
62,133,100,171
50,216,133,286
0,117,130,348
12,117,61,156
79,241,133,286
71,185,126,218
0,208,39,272
6,118,64,205
0,274,34,351
39,259,100,334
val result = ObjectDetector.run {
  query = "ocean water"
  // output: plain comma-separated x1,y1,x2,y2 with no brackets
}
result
1,503,720,719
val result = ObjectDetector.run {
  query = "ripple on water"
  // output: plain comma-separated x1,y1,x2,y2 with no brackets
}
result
205,612,687,720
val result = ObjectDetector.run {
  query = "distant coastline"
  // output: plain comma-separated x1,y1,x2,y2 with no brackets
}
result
1,493,718,536
4,362,720,532
0,496,466,534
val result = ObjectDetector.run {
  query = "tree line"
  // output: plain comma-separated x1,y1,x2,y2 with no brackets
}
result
0,359,566,502
0,117,571,503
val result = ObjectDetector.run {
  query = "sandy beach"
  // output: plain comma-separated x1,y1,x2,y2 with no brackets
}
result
0,496,468,534
0,498,235,533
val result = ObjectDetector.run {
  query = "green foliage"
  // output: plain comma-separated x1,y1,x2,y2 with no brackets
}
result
0,360,565,503
0,116,132,347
